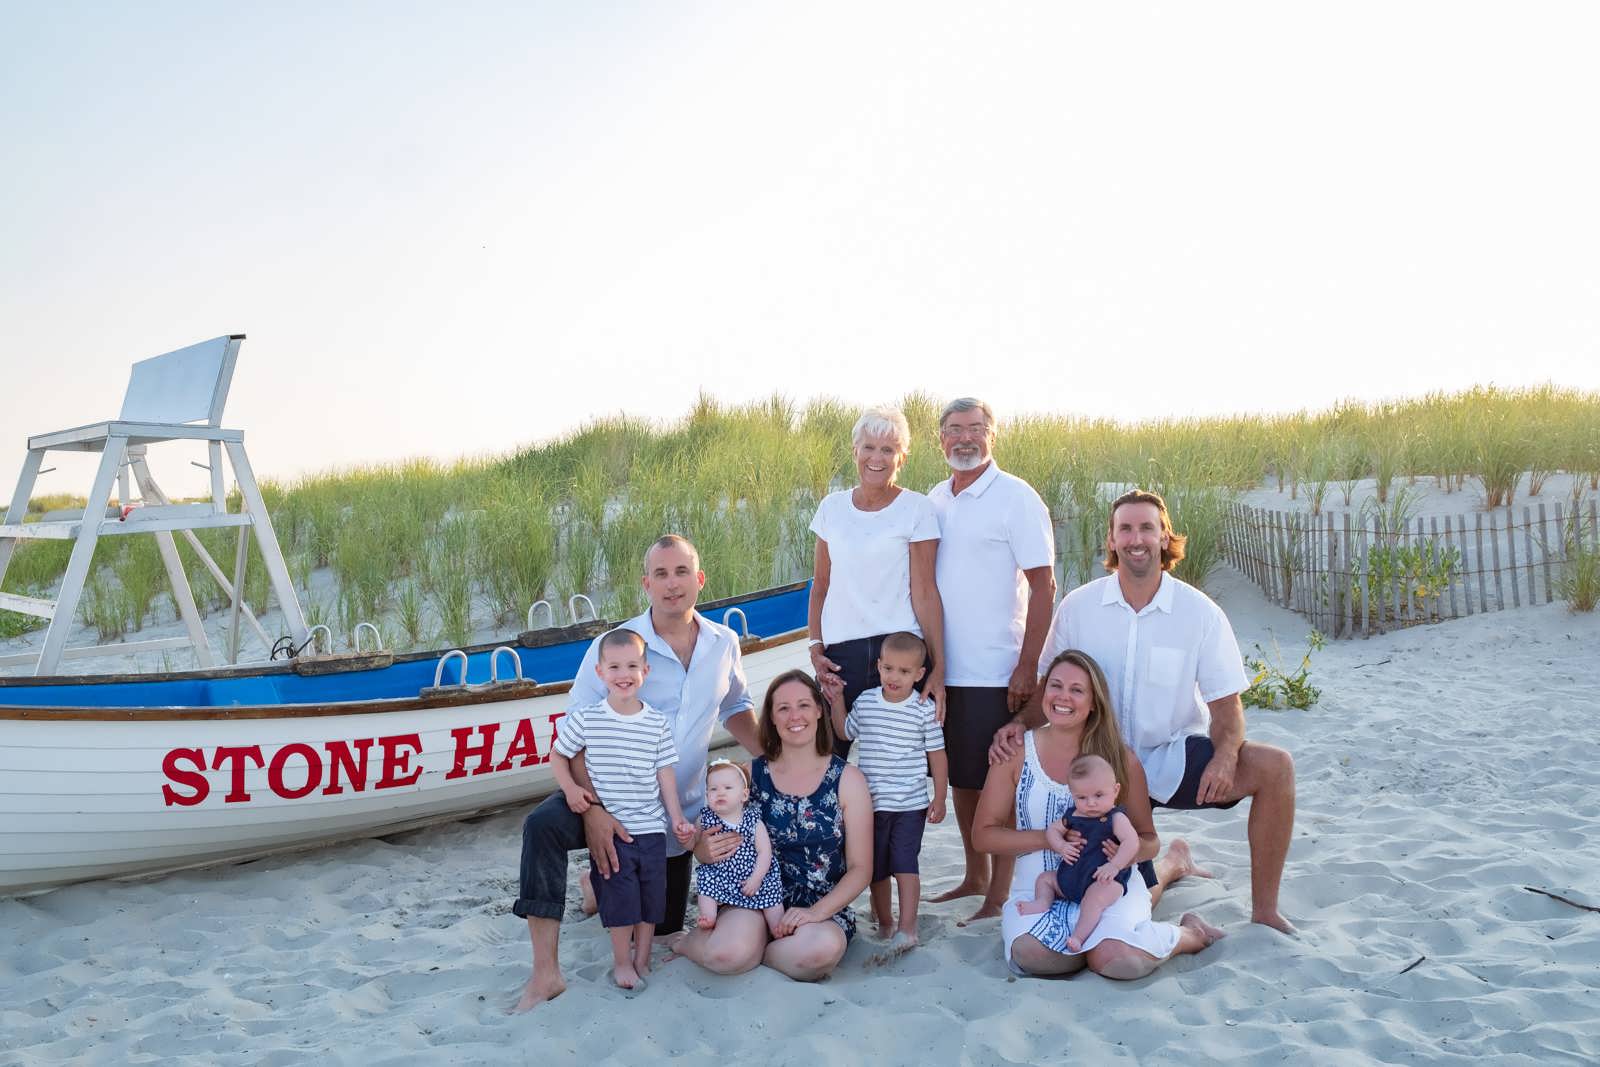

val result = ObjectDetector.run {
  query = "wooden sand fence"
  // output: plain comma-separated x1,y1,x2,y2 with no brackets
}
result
1222,499,1600,637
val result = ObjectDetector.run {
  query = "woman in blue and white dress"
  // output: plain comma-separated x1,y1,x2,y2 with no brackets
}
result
974,649,1223,978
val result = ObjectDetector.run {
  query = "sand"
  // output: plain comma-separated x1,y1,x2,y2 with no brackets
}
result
3,566,1599,1065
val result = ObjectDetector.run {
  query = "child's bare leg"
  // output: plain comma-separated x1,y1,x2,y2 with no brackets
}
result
608,926,641,989
894,873,921,943
870,879,894,938
696,894,719,930
762,904,785,939
631,921,654,977
1016,871,1058,916
1066,881,1123,953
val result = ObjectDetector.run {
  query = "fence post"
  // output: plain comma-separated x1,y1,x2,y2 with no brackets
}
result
1433,516,1454,620
1489,511,1505,610
1453,514,1471,616
1505,505,1521,608
1538,502,1553,604
1524,505,1538,605
1341,512,1354,637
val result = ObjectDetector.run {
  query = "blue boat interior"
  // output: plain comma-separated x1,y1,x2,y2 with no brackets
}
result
0,585,809,709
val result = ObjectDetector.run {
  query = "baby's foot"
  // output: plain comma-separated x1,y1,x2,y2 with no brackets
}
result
1015,897,1049,916
697,914,717,930
1065,935,1084,953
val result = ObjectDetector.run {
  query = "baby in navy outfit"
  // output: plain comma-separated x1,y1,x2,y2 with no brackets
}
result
694,759,785,936
1017,753,1139,953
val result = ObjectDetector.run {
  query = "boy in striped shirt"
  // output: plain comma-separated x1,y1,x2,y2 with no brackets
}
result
825,630,948,951
552,629,696,992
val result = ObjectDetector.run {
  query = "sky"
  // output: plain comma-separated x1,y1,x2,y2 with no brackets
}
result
2,2,1598,502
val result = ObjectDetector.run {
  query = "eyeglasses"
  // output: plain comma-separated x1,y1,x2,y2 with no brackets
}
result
939,424,991,440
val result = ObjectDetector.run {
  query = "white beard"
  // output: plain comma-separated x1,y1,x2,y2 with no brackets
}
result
946,451,987,472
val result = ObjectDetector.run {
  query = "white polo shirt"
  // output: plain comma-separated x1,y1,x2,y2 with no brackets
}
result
810,487,941,645
928,463,1055,687
1037,572,1249,803
567,609,753,855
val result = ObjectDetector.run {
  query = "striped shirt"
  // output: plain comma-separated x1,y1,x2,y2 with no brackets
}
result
553,700,678,837
841,687,945,813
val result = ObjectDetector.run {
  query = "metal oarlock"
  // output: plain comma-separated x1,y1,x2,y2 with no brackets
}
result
353,621,383,653
433,649,469,689
568,593,597,624
526,600,554,630
722,606,750,639
307,624,333,655
489,645,523,684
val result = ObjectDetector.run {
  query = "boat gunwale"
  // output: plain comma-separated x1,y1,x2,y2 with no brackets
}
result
0,628,807,720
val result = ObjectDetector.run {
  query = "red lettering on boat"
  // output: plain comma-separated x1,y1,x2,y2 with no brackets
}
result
375,733,423,789
495,717,543,771
268,742,323,800
212,746,265,803
161,747,210,807
446,722,501,780
322,737,374,795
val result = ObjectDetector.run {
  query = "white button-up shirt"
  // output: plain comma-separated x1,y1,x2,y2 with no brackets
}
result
1038,573,1248,802
568,609,753,855
929,462,1055,687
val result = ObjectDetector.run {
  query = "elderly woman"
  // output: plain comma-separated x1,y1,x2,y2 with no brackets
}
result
808,406,947,747
973,649,1223,978
664,670,872,980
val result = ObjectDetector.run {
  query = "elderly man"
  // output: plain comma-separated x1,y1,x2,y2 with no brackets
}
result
994,490,1296,940
512,534,762,1011
926,398,1056,923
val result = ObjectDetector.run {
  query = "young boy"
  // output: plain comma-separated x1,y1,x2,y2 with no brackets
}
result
551,628,695,991
825,630,948,953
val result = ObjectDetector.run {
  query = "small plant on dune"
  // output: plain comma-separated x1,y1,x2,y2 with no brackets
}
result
1242,630,1325,710
1554,490,1600,613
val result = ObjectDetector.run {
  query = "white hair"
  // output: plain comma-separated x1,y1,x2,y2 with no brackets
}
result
851,406,911,453
939,396,995,431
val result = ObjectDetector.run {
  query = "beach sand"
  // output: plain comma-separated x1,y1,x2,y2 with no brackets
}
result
3,568,1598,1065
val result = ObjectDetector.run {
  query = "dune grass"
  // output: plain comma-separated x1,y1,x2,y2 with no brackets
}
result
3,385,1598,651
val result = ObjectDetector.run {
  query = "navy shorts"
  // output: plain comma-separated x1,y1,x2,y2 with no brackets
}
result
942,686,1012,791
590,833,667,928
1137,736,1242,888
872,809,927,882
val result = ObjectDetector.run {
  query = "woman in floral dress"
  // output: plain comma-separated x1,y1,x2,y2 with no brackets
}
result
666,670,872,980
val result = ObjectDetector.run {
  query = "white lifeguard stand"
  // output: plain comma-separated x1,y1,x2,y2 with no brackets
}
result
0,335,309,675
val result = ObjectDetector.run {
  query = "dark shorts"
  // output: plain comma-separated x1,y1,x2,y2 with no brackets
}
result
825,634,936,761
590,833,667,929
1137,735,1242,888
514,792,693,935
871,808,927,882
942,686,1012,791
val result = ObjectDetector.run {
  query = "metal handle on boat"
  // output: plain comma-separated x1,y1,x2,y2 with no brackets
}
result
434,649,469,689
527,600,554,630
307,624,332,655
489,645,524,684
722,607,750,639
353,621,383,653
568,594,597,624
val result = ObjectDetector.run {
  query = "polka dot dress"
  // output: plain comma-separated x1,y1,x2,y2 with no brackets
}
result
694,805,784,909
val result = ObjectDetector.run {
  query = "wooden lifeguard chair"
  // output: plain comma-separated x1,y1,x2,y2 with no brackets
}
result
0,335,309,675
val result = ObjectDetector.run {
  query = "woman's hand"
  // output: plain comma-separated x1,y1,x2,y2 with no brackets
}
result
924,665,947,724
809,643,842,691
1093,861,1119,883
777,906,823,936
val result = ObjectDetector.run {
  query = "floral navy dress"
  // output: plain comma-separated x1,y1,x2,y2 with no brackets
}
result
750,755,856,943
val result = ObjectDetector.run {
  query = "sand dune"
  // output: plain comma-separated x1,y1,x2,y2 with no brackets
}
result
2,569,1597,1065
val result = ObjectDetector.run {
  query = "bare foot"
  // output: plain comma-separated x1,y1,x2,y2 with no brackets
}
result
1251,909,1297,935
1015,897,1049,916
1065,935,1083,953
1180,912,1227,947
956,900,1003,927
873,921,894,942
1158,839,1213,887
867,930,919,966
613,964,643,990
660,931,690,962
929,878,988,904
579,875,598,917
511,971,566,1013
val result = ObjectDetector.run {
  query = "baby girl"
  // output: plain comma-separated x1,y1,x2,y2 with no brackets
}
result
694,760,784,936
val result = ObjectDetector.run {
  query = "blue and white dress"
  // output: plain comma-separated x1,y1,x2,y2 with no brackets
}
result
694,805,784,909
1000,731,1180,969
751,755,856,942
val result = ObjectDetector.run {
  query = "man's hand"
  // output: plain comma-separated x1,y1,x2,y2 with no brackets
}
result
988,720,1026,765
582,805,630,878
1196,747,1239,806
562,785,596,814
1007,661,1037,713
